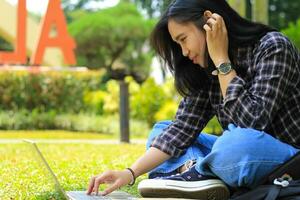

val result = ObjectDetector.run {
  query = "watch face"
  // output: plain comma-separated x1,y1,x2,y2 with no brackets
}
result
219,63,232,74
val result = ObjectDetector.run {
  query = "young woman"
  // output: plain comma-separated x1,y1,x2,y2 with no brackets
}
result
86,0,300,199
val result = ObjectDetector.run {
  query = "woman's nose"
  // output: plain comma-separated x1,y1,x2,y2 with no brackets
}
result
182,48,189,57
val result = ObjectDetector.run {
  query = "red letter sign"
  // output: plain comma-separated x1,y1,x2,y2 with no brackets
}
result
31,0,76,65
0,0,27,64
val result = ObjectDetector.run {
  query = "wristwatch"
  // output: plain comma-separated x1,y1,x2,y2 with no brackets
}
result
212,62,233,76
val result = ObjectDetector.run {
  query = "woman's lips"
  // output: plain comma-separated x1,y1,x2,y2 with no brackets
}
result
192,56,198,64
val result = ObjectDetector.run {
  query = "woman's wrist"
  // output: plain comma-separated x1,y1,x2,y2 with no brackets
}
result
213,56,230,67
125,168,136,186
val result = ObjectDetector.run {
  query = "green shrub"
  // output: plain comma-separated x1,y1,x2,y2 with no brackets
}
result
55,114,119,134
83,77,180,126
102,80,119,115
0,111,150,137
203,116,223,135
282,18,300,50
154,101,178,121
0,70,103,113
0,109,56,130
130,78,165,126
0,71,222,134
83,90,106,115
84,79,121,116
153,78,181,122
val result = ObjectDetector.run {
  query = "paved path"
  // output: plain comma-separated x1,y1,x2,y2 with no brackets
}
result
0,139,147,144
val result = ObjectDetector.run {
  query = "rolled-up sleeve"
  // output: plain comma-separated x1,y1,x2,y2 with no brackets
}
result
150,90,214,157
222,39,297,130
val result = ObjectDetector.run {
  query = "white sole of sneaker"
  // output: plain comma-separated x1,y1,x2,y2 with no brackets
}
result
138,179,230,200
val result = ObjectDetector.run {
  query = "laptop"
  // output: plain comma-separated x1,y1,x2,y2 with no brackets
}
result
23,139,136,200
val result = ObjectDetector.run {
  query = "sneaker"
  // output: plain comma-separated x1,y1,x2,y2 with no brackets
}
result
149,160,196,179
138,166,230,200
149,170,180,179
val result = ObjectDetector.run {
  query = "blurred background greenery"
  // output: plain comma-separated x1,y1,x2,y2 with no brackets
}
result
0,0,299,138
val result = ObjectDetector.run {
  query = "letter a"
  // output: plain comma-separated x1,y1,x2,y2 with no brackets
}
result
31,0,76,65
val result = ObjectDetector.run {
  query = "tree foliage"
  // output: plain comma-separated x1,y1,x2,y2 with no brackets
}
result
68,2,155,83
131,0,172,18
0,37,13,51
269,0,300,30
131,0,300,31
61,0,104,12
282,19,300,50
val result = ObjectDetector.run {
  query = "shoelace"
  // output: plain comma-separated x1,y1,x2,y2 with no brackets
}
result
182,160,196,173
185,160,196,170
171,160,197,177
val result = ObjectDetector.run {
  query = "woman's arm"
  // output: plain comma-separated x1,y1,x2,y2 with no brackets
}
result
203,11,238,98
222,38,297,130
130,147,171,178
86,147,170,196
87,89,215,196
204,11,298,130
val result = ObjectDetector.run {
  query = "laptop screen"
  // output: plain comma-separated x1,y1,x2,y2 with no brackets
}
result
23,139,69,199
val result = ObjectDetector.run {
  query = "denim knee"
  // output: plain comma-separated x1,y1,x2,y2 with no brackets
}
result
212,126,296,161
197,126,298,188
212,126,267,159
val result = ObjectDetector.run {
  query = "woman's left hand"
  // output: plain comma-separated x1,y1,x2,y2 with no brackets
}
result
203,11,230,67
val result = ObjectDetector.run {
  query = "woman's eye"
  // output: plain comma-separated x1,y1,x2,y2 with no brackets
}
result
181,37,186,42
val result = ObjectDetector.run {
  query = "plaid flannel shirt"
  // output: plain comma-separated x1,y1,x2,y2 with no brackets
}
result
150,31,300,157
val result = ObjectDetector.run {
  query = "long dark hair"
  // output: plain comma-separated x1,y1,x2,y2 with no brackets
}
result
150,0,275,97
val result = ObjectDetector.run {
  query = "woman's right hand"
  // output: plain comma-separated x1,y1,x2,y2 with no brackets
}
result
86,169,133,196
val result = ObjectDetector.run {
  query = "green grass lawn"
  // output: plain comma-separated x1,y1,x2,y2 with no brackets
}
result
0,130,116,140
0,142,147,199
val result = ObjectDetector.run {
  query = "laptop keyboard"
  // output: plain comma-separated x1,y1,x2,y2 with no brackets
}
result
67,191,136,200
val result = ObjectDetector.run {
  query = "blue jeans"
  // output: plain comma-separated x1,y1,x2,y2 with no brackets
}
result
146,121,299,188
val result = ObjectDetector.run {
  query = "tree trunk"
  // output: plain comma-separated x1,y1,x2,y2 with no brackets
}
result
228,0,246,16
252,0,269,25
119,80,130,143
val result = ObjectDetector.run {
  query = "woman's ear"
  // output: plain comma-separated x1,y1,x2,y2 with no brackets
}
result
204,10,212,20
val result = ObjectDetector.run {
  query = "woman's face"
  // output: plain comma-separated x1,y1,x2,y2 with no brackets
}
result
168,19,208,68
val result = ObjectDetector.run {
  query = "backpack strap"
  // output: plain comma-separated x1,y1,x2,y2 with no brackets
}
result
260,152,300,185
230,185,281,200
264,185,281,200
230,180,300,200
